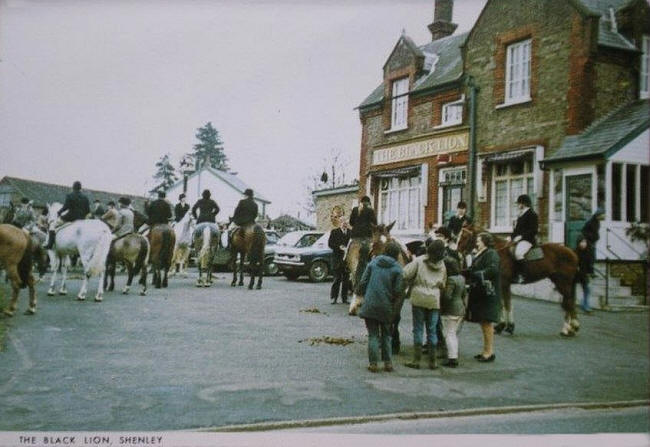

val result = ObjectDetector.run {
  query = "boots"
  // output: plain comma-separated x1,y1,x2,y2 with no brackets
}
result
45,230,55,250
428,345,438,370
405,345,422,369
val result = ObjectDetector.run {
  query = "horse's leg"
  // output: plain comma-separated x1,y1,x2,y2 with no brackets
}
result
94,268,105,302
123,262,134,295
162,264,169,288
196,262,203,287
556,274,579,337
59,256,69,295
138,262,147,296
26,272,36,315
256,259,263,290
2,266,21,317
238,253,244,286
248,257,255,290
231,252,237,287
154,262,161,288
48,255,59,296
77,271,89,301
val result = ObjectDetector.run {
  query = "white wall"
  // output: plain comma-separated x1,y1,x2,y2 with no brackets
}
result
610,130,650,165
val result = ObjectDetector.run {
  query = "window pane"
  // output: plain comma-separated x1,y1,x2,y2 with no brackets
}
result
612,163,622,221
596,164,606,211
510,178,524,226
554,169,563,222
511,160,524,175
495,181,508,227
626,165,637,222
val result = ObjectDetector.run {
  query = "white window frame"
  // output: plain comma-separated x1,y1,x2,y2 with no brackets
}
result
490,153,536,233
640,35,649,99
436,95,465,129
503,38,532,105
389,77,409,132
437,167,467,225
378,175,422,233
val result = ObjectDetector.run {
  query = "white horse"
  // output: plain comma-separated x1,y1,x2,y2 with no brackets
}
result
170,212,194,278
46,202,112,301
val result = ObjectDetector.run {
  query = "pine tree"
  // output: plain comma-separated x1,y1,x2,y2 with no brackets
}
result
189,122,229,171
152,153,179,192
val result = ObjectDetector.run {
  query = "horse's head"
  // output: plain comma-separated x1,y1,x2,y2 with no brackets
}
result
456,224,477,256
46,202,63,229
370,221,395,257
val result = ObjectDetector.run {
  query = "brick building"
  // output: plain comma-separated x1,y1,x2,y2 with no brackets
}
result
462,0,649,259
357,0,470,237
311,184,359,231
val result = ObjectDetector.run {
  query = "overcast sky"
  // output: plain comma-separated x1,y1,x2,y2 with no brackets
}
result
0,0,486,219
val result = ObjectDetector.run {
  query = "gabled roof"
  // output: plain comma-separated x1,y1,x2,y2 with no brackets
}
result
0,176,148,211
382,34,425,71
358,32,468,110
541,99,650,167
575,0,638,51
169,166,271,204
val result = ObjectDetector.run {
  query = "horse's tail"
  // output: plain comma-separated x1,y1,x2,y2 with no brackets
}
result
87,231,112,277
134,236,150,275
160,227,173,268
17,236,33,289
249,225,266,264
198,225,211,268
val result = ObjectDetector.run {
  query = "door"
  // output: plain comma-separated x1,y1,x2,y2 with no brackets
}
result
565,174,592,249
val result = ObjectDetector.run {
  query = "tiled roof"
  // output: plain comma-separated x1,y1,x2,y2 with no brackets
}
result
358,32,468,110
0,176,149,211
577,0,638,51
542,99,649,165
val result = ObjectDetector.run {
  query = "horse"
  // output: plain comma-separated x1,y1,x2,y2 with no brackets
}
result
147,223,175,289
0,205,14,224
170,212,194,278
456,224,580,337
230,223,266,289
104,233,150,296
26,226,50,281
0,224,36,316
347,222,412,354
45,202,112,301
192,222,220,287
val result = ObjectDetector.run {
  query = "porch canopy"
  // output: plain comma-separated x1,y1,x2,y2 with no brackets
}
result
540,99,649,168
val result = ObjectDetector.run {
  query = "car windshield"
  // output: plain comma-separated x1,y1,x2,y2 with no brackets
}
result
265,232,280,244
295,233,323,248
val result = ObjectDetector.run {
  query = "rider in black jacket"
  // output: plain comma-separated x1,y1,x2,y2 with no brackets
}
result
192,190,220,224
59,181,90,222
174,193,190,223
232,189,258,227
349,196,377,239
146,191,173,226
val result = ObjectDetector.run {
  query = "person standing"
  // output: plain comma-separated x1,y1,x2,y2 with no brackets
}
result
576,208,605,313
328,220,351,304
402,239,447,370
357,241,404,373
466,232,501,363
446,201,472,239
440,255,466,368
174,194,190,223
192,190,220,224
511,194,538,283
146,191,172,226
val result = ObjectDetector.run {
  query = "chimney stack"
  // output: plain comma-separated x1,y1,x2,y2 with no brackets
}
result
428,0,458,41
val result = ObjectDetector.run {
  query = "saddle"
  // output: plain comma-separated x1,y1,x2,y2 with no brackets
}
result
524,246,544,262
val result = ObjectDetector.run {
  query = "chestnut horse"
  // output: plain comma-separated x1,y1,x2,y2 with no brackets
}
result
230,224,266,289
147,224,175,289
347,222,411,354
0,224,36,316
104,233,150,296
457,225,580,337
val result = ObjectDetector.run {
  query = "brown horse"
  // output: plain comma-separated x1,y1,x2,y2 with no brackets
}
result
104,233,150,295
347,222,412,354
0,224,36,316
457,225,580,337
230,224,266,289
147,224,175,289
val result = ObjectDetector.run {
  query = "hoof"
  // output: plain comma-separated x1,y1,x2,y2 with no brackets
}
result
238,282,244,287
195,282,203,288
77,296,86,301
2,309,14,317
248,284,253,290
47,290,55,296
230,282,236,287
256,284,262,290
94,296,103,302
59,291,67,296
140,291,146,296
505,323,515,335
122,289,129,295
24,308,36,315
494,322,506,334
560,330,575,338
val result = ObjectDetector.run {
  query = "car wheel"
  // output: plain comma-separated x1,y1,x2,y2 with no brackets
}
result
265,258,279,276
308,261,329,282
284,272,300,281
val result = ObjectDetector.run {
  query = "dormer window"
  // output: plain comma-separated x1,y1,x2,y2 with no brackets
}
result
641,35,649,99
390,77,409,131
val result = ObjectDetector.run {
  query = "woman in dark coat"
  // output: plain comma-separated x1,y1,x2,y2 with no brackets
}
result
466,232,501,363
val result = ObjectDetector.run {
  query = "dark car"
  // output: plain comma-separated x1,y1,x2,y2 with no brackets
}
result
273,231,333,282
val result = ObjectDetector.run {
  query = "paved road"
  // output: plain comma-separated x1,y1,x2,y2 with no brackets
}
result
0,274,648,431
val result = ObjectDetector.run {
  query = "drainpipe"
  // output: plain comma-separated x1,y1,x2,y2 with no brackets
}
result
467,76,478,218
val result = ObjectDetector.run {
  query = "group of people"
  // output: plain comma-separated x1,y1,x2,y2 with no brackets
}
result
347,192,602,373
8,180,262,251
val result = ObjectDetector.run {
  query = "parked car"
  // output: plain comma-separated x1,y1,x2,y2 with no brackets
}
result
273,231,333,282
263,229,281,275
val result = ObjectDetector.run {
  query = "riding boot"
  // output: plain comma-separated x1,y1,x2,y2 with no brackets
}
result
405,345,421,369
515,260,525,284
45,230,55,250
428,345,438,370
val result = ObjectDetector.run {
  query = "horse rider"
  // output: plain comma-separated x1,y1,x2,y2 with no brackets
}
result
11,198,36,230
175,193,190,223
349,195,377,239
46,180,90,249
228,188,258,245
101,201,118,226
446,201,472,240
511,194,539,283
92,199,106,219
146,190,173,227
192,189,220,224
113,197,135,239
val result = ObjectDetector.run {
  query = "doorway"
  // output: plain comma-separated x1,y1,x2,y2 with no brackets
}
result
565,174,592,249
